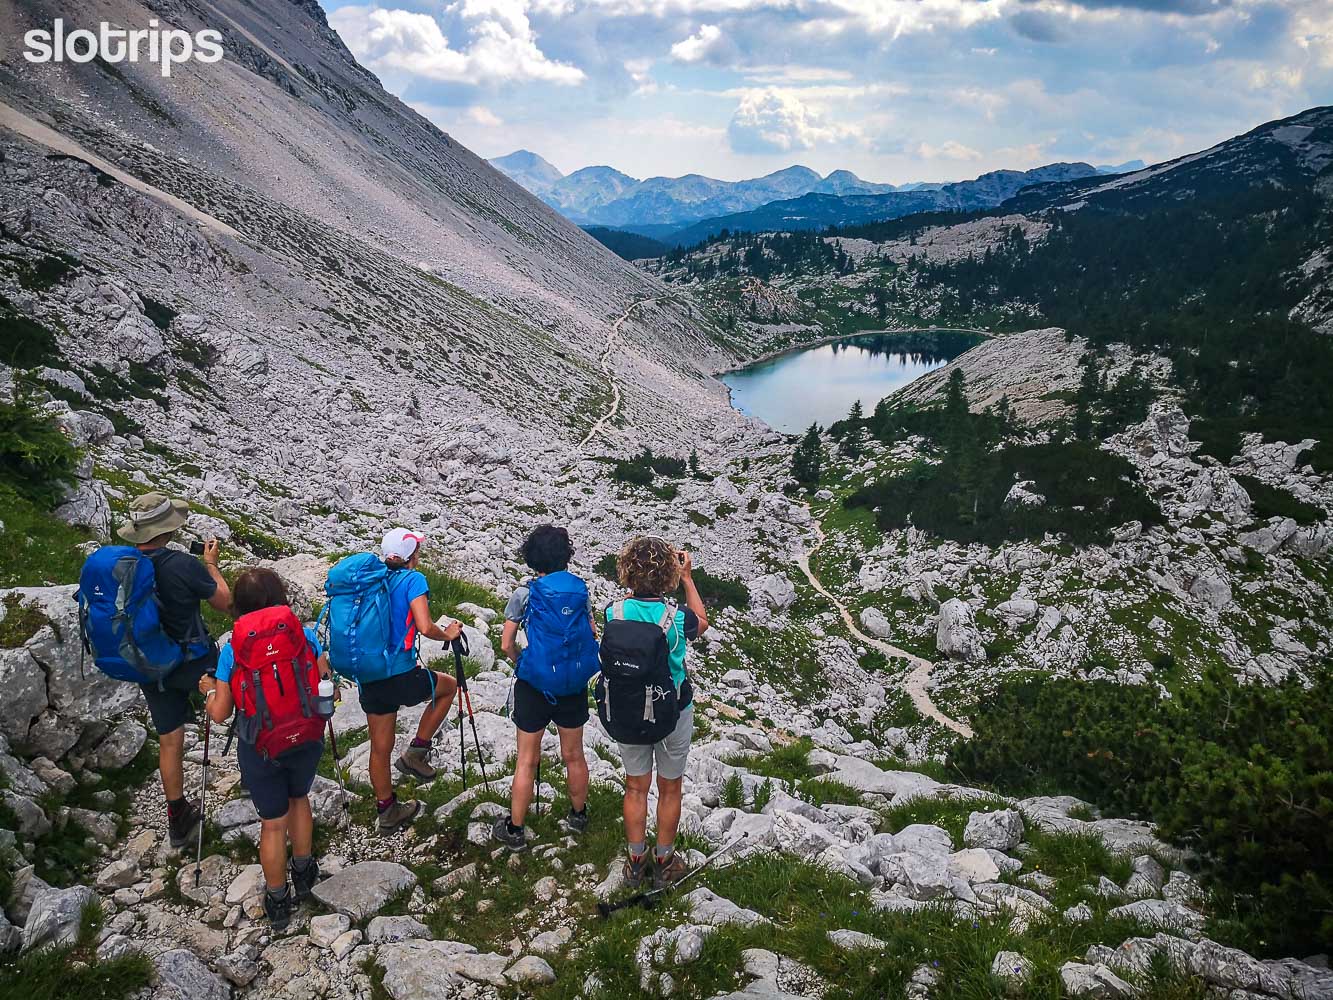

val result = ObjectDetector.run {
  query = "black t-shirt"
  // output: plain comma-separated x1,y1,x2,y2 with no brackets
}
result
146,548,217,646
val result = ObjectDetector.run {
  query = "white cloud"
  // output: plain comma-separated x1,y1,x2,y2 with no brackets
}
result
467,105,504,125
328,4,585,87
727,89,859,153
670,23,728,63
916,139,984,160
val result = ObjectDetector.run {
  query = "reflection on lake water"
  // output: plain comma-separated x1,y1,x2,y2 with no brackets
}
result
722,331,984,434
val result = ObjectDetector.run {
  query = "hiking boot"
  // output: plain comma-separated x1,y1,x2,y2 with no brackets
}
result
395,743,437,781
623,852,651,889
290,858,320,900
652,851,689,890
377,797,421,836
264,887,294,932
167,798,202,849
562,808,589,835
491,816,527,852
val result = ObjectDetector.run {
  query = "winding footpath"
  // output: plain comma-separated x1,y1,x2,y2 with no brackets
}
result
578,298,653,450
796,513,974,738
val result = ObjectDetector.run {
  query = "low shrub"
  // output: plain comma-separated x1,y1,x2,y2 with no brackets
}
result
1233,474,1325,525
950,662,1333,954
0,387,81,507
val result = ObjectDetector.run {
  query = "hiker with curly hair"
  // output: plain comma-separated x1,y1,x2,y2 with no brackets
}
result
598,535,709,890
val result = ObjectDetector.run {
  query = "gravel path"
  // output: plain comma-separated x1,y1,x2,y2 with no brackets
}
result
796,513,974,738
578,298,654,449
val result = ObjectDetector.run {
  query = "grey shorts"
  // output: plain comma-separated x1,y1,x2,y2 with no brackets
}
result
618,704,694,780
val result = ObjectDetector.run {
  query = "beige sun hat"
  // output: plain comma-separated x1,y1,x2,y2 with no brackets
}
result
116,492,190,545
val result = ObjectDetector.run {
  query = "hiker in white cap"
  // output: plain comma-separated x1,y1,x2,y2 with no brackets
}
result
359,528,463,834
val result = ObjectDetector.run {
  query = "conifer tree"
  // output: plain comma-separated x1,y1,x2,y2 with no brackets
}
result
791,424,824,486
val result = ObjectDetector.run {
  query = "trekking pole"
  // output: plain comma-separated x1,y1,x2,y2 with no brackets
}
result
597,831,751,918
194,717,211,887
451,635,491,794
328,720,349,804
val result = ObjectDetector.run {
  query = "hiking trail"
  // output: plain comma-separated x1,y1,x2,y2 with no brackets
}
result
796,512,974,738
578,298,653,450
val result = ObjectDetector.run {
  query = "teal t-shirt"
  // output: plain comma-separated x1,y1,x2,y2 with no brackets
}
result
604,596,700,695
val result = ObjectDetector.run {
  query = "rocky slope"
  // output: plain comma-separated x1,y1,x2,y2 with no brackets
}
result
4,570,1332,1000
0,0,781,584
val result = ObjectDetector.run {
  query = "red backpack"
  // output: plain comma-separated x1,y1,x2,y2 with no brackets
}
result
229,606,325,760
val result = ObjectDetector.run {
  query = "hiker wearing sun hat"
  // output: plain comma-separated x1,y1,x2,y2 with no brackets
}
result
352,528,463,834
109,492,232,847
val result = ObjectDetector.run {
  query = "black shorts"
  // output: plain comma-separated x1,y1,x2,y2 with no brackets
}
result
359,667,442,717
512,678,589,734
140,649,218,735
237,738,322,820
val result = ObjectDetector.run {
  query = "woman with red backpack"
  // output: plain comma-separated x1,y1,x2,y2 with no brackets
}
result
198,568,333,931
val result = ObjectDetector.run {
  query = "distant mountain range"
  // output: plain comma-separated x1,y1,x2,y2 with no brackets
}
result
662,162,1102,247
490,152,923,229
491,150,1144,247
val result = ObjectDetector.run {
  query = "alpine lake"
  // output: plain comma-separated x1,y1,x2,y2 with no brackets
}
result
721,330,986,434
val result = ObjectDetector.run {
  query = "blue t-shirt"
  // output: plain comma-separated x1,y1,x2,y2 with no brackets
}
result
387,569,431,675
216,627,323,682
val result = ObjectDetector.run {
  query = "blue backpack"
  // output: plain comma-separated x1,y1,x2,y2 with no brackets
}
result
518,571,600,699
77,546,195,686
320,553,413,683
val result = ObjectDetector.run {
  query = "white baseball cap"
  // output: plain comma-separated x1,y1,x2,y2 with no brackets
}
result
381,528,425,561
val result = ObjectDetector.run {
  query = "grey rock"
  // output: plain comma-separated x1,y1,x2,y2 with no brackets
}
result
89,720,147,769
683,887,771,928
154,948,231,1000
749,574,796,612
964,808,1024,851
991,951,1034,995
858,607,892,638
0,648,47,744
22,885,93,952
505,954,557,985
1060,961,1136,999
1107,898,1205,933
215,948,260,987
1,791,50,838
310,912,352,948
828,929,888,951
367,915,431,944
311,861,417,920
936,599,986,662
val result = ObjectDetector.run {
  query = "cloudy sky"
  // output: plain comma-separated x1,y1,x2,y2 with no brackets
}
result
322,0,1333,184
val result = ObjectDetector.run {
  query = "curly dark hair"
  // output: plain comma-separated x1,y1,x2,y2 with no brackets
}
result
232,567,290,618
519,524,574,574
617,536,681,596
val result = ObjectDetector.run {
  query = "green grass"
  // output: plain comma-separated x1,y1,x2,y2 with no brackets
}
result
0,591,51,648
0,898,152,1000
0,484,91,588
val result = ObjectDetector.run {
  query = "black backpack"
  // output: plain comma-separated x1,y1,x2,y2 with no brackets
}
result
595,601,680,745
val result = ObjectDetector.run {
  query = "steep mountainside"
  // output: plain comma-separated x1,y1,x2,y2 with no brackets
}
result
666,162,1100,246
0,0,770,570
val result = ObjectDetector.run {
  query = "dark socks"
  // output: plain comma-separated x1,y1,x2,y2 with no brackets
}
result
571,805,587,817
167,797,187,817
410,737,430,749
506,820,524,835
266,883,290,900
377,794,396,813
292,855,313,872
